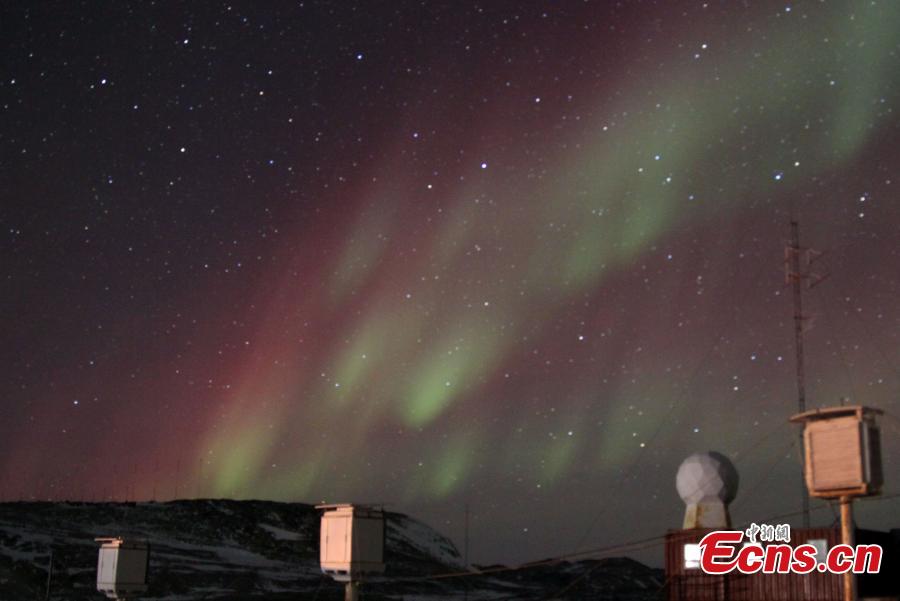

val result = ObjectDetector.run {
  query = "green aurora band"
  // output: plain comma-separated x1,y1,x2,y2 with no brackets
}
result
194,2,899,511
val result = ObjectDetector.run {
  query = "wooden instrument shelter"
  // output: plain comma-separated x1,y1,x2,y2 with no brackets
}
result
789,405,883,499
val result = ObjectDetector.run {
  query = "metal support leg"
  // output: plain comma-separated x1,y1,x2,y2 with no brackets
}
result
345,581,359,601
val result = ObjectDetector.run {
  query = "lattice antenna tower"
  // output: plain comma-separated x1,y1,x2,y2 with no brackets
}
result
784,220,829,528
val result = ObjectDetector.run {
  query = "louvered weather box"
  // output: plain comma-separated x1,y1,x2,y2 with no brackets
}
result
95,537,149,600
790,405,883,498
317,504,385,582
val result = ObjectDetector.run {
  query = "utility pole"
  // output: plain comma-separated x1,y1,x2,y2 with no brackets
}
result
464,504,470,601
784,220,828,529
152,459,159,502
464,504,470,567
174,459,181,500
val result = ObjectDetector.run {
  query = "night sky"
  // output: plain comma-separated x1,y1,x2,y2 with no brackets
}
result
2,1,900,566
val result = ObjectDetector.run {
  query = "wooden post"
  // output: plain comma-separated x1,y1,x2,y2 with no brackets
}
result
345,581,359,601
839,496,856,601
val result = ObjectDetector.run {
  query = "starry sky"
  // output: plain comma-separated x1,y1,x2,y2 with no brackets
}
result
2,1,900,567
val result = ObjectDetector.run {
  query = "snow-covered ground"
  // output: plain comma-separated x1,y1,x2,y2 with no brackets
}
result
0,500,662,600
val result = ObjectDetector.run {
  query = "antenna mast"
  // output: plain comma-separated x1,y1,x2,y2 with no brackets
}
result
785,220,828,527
787,220,810,528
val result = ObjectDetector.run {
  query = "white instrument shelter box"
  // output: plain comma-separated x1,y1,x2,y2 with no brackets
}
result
95,537,149,599
317,504,385,582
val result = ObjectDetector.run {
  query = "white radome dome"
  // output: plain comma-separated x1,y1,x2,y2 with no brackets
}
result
676,451,739,505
